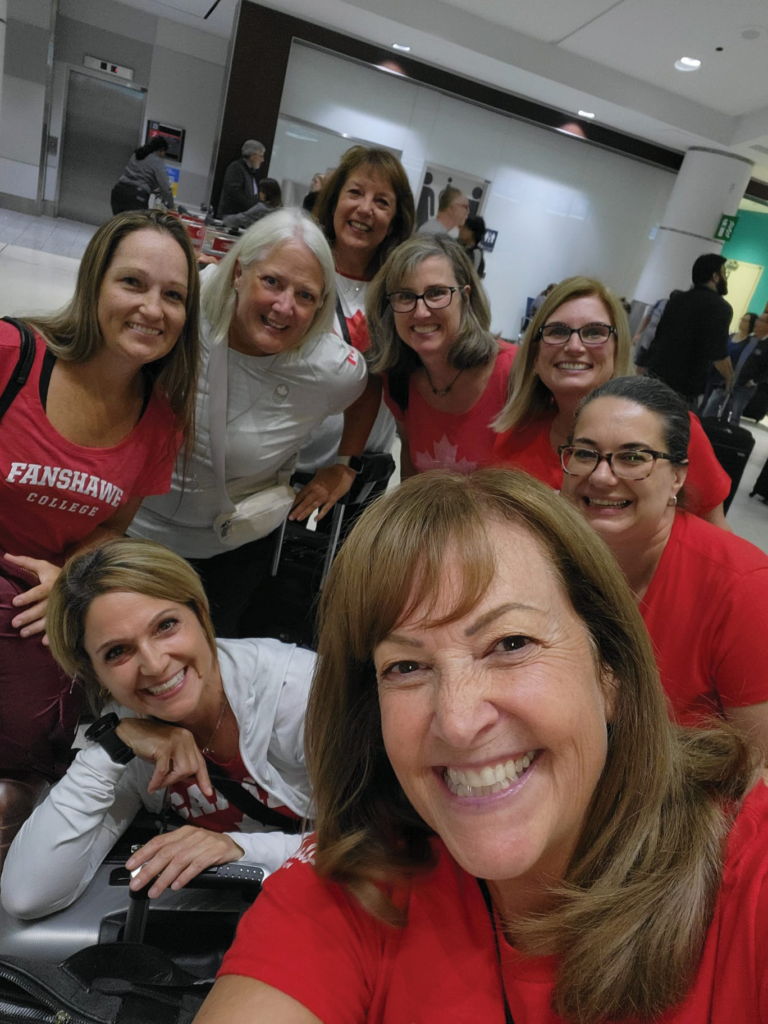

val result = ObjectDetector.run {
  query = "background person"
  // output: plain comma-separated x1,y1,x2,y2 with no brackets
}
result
701,310,768,425
560,375,768,753
222,178,282,232
195,469,765,1024
700,310,757,411
458,214,486,278
1,539,314,918
0,209,199,796
366,234,513,476
218,140,266,219
492,276,732,528
417,185,469,238
129,209,370,638
110,137,175,215
301,173,325,214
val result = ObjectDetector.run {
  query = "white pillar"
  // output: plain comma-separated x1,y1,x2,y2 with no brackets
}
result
0,0,7,118
634,147,753,304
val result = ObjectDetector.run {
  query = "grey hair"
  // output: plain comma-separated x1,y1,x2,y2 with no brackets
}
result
201,207,337,345
242,139,265,157
366,234,496,378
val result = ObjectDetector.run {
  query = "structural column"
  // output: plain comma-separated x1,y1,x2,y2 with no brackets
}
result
0,0,6,118
634,147,753,304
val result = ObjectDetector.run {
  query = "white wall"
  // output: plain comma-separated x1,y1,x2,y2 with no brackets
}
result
275,44,676,336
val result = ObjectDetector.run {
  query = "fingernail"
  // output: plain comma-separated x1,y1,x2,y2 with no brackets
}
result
149,887,159,898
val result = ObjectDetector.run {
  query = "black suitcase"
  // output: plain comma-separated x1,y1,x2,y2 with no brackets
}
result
749,456,768,502
742,383,768,423
700,416,756,514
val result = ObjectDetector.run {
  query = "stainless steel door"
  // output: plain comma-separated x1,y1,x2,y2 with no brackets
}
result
58,69,146,225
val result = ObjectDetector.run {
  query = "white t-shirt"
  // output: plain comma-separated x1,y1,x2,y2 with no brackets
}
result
417,218,459,239
129,313,367,558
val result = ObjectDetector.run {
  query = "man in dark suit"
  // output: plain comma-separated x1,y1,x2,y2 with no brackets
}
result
218,140,266,218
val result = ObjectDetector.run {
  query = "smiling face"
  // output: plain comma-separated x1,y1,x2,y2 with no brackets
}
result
560,396,687,548
96,229,189,370
392,255,468,362
230,239,325,357
534,294,616,404
332,165,397,266
374,518,613,891
83,591,220,729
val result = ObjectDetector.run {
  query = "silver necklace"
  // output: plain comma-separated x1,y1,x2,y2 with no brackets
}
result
202,697,228,756
423,365,464,397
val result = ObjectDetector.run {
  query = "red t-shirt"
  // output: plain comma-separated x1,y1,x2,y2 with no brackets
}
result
169,750,300,833
220,783,768,1022
0,322,178,562
382,345,516,474
492,410,730,518
640,510,768,725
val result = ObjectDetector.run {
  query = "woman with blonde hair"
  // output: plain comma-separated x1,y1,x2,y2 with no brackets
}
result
196,469,766,1023
492,276,730,526
1,538,314,919
129,207,371,636
366,233,514,474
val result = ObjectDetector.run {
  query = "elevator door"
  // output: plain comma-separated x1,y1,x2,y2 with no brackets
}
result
58,69,146,225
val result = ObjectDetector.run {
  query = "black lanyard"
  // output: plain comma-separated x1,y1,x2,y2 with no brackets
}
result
478,879,515,1024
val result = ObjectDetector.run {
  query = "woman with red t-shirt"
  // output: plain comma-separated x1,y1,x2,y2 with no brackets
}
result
0,210,199,800
560,374,768,753
366,233,515,474
492,276,730,527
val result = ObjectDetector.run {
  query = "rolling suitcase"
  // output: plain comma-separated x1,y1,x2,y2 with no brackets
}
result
699,416,755,515
742,382,768,423
749,456,768,503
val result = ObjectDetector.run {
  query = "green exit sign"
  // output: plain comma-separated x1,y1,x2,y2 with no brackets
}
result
714,214,739,241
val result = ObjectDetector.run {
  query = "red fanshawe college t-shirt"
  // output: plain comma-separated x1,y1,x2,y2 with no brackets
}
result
0,322,178,563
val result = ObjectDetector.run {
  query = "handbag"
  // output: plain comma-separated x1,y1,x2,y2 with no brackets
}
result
207,335,297,547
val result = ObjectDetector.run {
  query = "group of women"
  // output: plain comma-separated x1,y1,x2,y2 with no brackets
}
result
2,143,768,1020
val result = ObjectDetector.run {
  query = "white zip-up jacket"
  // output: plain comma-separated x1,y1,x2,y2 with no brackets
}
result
2,638,314,920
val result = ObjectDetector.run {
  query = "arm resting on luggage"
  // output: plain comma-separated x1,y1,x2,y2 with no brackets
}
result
222,828,305,877
1,744,145,919
194,976,322,1024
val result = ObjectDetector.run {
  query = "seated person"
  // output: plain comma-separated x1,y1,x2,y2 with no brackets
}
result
195,469,766,1023
1,538,313,919
560,374,768,754
221,178,282,231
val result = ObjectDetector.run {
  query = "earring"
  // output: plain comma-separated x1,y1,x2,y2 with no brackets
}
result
668,495,678,507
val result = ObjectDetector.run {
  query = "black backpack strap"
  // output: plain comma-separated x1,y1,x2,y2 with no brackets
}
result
0,317,36,422
204,757,306,834
335,295,353,347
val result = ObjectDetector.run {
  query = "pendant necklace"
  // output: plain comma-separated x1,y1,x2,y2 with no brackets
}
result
202,696,228,756
423,365,464,397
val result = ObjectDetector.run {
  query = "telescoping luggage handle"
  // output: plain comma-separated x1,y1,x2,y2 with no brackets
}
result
0,317,35,422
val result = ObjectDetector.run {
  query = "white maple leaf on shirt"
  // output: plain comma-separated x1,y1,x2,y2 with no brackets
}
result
414,435,477,474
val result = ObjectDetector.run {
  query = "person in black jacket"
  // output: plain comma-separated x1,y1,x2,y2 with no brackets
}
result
702,311,768,424
217,140,266,218
646,253,733,409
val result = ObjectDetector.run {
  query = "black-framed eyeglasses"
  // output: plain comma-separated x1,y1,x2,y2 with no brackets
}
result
558,445,678,480
538,323,616,346
387,286,459,313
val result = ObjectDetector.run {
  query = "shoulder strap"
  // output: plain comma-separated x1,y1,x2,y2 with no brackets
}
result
204,756,306,834
335,295,353,347
0,317,36,422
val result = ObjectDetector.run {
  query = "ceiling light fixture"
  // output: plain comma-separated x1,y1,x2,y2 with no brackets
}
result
675,56,702,71
578,110,596,119
392,43,411,52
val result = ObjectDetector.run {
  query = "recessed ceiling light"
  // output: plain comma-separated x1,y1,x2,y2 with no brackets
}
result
578,110,596,119
675,56,702,71
392,43,411,52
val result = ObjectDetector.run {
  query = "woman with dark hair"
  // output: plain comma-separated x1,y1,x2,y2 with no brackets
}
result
366,233,513,475
195,469,766,1023
2,538,313,917
222,178,283,231
296,145,416,479
561,374,768,753
492,275,731,527
458,214,486,278
0,210,200,844
111,136,175,215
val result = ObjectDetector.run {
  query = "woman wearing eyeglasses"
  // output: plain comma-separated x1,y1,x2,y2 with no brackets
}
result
492,277,730,526
366,234,515,475
561,374,768,753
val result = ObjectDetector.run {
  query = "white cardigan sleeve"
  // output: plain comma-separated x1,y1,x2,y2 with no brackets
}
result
222,829,305,878
1,744,151,920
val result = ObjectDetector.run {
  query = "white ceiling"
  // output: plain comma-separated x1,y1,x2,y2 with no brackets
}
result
114,0,768,183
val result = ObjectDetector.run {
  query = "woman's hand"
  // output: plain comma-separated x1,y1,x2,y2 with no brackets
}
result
289,464,355,522
115,719,214,798
6,554,61,641
125,825,244,898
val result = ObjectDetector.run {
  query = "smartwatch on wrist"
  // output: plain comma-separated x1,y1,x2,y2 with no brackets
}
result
334,455,364,474
85,713,135,765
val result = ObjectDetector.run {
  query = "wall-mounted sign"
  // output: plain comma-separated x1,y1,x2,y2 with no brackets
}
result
166,165,180,198
714,214,739,242
481,229,498,253
83,55,134,81
146,121,186,162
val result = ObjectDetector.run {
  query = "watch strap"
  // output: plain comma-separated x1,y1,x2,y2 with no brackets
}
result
85,713,136,765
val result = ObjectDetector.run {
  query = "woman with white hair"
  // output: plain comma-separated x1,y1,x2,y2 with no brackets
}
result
129,209,368,637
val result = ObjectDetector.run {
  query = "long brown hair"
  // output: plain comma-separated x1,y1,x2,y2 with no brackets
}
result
25,209,200,455
307,469,759,1022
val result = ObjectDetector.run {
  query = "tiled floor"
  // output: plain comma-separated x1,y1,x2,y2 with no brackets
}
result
0,210,766,553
